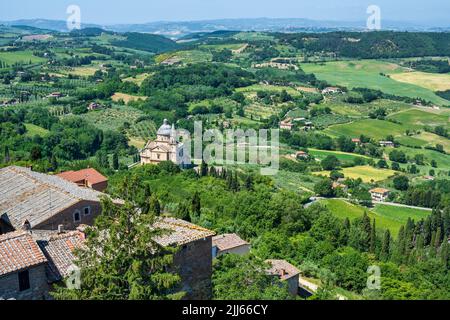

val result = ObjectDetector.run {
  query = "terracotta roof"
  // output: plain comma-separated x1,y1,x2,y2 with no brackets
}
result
265,259,300,281
369,188,390,194
0,166,105,230
154,217,215,246
57,168,107,186
38,230,85,282
212,233,249,251
0,231,47,276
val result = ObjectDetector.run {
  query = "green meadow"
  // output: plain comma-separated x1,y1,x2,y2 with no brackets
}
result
320,199,431,236
324,119,407,140
0,50,46,64
301,60,449,105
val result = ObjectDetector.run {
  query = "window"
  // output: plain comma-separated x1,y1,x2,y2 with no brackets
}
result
157,154,161,160
83,206,91,216
18,270,30,291
73,210,81,223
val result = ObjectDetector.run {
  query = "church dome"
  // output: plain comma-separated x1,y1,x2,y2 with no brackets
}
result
157,119,172,136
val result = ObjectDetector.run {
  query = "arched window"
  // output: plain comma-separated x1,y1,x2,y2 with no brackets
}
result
83,206,91,216
73,210,81,223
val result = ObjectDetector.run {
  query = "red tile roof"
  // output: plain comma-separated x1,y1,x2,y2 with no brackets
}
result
0,231,47,276
57,168,107,186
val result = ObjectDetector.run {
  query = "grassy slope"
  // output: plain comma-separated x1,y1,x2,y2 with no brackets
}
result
302,60,449,105
321,199,430,236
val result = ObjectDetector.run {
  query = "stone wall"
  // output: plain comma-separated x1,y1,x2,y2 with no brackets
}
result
34,200,102,231
0,265,49,300
173,236,213,300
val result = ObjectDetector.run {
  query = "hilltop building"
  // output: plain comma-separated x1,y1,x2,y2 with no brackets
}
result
140,119,186,165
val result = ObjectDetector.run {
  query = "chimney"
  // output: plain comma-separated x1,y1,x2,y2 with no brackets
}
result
21,220,31,231
280,269,286,277
76,225,87,240
57,224,65,234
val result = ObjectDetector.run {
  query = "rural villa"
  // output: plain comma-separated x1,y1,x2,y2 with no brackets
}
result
369,188,390,202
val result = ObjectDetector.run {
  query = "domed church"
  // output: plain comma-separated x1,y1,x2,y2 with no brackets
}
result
140,119,185,165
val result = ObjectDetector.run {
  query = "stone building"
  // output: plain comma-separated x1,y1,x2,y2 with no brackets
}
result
140,119,185,165
212,233,250,258
154,218,215,300
266,259,300,296
0,231,48,300
0,166,111,234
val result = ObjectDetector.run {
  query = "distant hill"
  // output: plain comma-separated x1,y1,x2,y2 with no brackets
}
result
2,18,449,39
111,32,179,53
0,19,102,32
70,27,112,37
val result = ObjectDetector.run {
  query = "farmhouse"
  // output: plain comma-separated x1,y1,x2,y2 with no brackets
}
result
57,168,108,192
0,231,48,300
279,118,294,131
321,87,342,95
352,138,361,145
295,151,309,159
212,233,250,258
87,102,102,111
379,141,395,148
265,259,300,296
140,119,186,165
332,181,348,192
0,166,107,234
47,92,63,99
369,188,390,202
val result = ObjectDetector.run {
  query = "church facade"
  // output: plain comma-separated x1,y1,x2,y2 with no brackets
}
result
140,119,185,165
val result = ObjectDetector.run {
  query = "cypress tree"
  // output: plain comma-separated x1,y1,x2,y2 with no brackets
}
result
51,154,58,171
176,202,191,222
4,145,10,163
381,229,391,261
244,175,253,191
435,228,442,249
112,152,119,170
370,219,376,254
191,192,201,217
51,195,182,300
441,241,449,268
149,194,161,216
200,160,208,177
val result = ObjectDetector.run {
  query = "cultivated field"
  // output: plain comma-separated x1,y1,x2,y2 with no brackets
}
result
314,165,397,183
302,60,449,105
389,71,450,92
111,92,147,104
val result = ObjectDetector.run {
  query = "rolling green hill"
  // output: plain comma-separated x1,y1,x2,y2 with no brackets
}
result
111,32,179,53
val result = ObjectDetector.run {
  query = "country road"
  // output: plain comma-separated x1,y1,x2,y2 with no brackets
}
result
299,277,347,300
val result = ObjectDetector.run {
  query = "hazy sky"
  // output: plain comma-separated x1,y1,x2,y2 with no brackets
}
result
1,0,449,25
